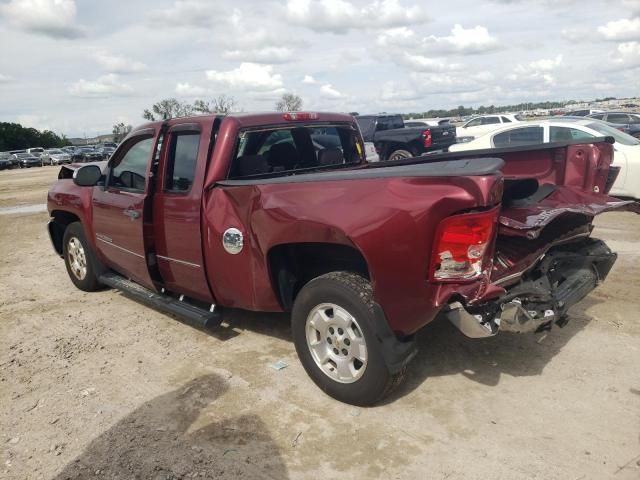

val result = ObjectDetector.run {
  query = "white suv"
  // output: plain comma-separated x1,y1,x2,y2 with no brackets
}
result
456,114,523,142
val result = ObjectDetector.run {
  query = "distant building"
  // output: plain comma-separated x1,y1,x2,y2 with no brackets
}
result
68,133,116,146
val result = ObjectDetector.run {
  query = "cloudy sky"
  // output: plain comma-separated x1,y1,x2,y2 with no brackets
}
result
0,0,638,137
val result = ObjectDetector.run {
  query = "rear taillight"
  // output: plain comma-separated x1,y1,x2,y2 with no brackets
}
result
430,208,499,282
422,129,432,148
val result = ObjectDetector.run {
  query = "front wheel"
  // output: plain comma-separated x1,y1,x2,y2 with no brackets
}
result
63,222,102,291
387,149,412,161
292,272,405,406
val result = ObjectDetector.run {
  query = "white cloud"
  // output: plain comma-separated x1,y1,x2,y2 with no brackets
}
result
377,26,415,47
376,24,500,70
421,24,500,54
598,17,640,41
0,0,84,38
92,50,147,73
320,83,345,98
148,0,225,28
610,41,640,68
69,74,134,97
302,75,316,84
205,63,284,92
223,46,294,64
175,82,209,96
510,55,563,86
623,0,640,16
0,74,13,83
286,0,427,33
396,53,462,72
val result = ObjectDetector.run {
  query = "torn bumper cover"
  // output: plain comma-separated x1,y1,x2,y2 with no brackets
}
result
444,238,617,337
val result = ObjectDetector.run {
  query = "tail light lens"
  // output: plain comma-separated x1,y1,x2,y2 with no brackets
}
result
283,112,319,121
430,208,499,282
422,129,432,148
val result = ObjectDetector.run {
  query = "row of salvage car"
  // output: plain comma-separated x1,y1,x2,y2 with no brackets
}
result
356,111,640,200
0,144,118,170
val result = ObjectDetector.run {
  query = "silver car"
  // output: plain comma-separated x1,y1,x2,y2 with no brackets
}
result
41,148,72,166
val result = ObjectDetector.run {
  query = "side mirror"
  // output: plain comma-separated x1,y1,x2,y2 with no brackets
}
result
73,164,103,187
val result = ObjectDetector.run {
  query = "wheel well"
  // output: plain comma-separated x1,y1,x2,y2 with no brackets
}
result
268,243,370,310
49,210,80,255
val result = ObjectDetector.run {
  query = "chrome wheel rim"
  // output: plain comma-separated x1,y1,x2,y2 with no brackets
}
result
305,303,368,384
67,237,87,281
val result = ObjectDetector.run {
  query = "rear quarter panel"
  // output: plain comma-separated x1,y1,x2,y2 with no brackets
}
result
202,174,501,335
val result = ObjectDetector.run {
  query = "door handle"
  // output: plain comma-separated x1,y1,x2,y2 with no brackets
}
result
123,208,140,219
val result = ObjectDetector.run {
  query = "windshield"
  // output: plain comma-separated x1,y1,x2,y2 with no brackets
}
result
48,149,63,154
586,122,640,146
17,153,32,158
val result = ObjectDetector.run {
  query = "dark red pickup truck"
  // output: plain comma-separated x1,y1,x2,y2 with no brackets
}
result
47,112,636,405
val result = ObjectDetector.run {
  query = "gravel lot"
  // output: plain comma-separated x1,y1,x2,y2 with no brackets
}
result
1,167,639,480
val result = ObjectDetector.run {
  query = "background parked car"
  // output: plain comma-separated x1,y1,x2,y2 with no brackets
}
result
26,147,45,158
41,148,72,165
61,146,76,155
449,118,640,199
96,145,116,159
71,146,104,162
0,152,13,170
588,112,640,139
455,114,523,142
7,150,25,168
356,114,457,160
563,109,604,116
14,152,43,168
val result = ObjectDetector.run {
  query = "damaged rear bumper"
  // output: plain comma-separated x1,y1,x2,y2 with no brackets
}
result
444,238,617,337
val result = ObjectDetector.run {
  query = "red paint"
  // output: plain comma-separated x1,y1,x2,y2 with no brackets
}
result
47,114,635,337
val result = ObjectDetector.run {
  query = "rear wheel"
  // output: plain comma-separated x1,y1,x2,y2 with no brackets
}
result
292,272,405,406
63,222,102,291
388,149,412,161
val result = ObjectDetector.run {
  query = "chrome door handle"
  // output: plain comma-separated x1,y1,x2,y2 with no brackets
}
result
123,208,140,219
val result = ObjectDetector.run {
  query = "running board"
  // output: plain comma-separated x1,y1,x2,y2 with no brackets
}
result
99,272,223,330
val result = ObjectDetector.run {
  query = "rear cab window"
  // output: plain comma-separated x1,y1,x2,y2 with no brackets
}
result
229,124,364,179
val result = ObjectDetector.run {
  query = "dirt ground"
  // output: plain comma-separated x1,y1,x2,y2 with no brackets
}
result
1,167,639,480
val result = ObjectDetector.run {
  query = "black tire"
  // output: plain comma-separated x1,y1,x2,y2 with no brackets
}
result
292,272,405,406
62,222,102,291
387,149,412,161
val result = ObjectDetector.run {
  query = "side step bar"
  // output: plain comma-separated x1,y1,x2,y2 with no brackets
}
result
99,272,223,330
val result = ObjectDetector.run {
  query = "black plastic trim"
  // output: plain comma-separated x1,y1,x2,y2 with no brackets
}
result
216,157,504,186
371,303,417,373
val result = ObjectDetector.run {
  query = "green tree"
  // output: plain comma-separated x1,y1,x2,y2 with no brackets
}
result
112,122,133,142
0,122,70,150
192,95,238,114
143,98,193,121
275,93,303,112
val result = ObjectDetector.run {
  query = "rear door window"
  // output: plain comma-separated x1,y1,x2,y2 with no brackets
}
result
607,113,631,124
230,125,363,179
165,133,200,192
482,117,501,125
493,127,544,147
550,127,595,142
